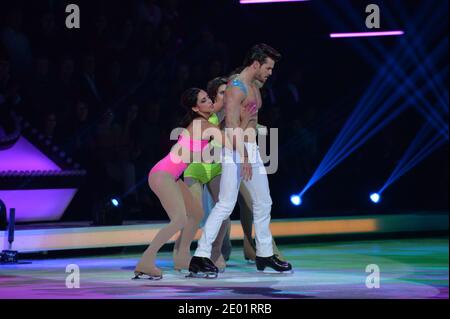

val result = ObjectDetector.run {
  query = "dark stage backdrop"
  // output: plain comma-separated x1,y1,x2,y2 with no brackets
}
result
0,0,448,221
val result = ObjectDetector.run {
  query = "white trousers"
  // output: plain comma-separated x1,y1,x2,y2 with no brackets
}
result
195,142,274,258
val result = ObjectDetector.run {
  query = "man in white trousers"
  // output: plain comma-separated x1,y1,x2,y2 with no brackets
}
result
189,44,292,278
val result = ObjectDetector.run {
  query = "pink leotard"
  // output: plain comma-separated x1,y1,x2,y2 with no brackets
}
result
149,134,209,180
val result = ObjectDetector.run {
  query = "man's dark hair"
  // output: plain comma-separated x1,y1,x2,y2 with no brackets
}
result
242,43,281,67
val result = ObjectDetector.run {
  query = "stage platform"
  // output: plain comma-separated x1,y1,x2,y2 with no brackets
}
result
0,237,447,299
1,212,448,253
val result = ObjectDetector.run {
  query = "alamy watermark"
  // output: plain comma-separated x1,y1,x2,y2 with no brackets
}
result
366,4,381,29
65,264,80,288
168,121,279,175
65,4,80,29
365,264,381,288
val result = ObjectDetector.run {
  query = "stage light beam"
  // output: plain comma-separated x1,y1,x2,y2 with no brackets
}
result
111,199,120,207
290,194,302,206
370,193,381,204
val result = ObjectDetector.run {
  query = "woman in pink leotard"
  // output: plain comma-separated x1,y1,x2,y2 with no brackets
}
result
134,88,255,280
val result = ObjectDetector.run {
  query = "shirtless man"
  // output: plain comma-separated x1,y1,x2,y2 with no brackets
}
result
188,44,292,277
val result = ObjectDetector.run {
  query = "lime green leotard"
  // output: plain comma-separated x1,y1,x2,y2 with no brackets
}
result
183,113,223,184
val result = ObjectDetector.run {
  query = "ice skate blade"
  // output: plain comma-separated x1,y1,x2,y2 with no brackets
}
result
257,268,294,274
132,272,163,280
175,268,190,275
185,271,218,279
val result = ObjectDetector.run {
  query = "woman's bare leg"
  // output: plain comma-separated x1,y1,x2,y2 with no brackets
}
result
172,178,202,268
135,172,188,277
173,231,181,262
211,218,230,270
173,180,204,270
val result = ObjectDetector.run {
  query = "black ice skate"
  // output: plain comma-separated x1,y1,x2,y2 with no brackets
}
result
186,256,219,279
256,255,293,274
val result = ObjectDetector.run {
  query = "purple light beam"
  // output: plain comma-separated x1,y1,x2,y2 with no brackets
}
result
330,31,405,38
240,0,310,4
